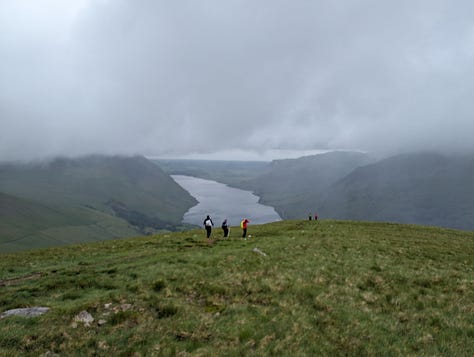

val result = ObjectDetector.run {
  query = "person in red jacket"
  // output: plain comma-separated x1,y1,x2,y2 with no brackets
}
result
241,218,249,238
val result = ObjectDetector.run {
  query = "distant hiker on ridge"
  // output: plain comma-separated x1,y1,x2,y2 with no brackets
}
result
241,218,249,238
203,215,214,238
314,213,318,221
221,219,229,238
308,213,312,221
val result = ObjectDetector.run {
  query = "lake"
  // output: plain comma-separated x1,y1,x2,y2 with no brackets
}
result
171,175,281,227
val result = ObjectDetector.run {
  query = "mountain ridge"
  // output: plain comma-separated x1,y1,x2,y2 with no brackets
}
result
0,155,197,252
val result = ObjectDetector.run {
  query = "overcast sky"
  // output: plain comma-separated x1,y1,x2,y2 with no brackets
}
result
1,0,474,161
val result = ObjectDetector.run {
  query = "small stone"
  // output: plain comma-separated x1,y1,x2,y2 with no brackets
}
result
121,304,132,311
70,322,78,329
98,319,107,326
73,310,94,327
104,303,112,309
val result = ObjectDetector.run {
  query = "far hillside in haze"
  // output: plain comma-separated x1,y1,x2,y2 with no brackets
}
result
0,155,197,252
320,152,474,231
154,159,270,187
232,151,373,219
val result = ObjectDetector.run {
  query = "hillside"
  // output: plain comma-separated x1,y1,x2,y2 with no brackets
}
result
154,159,270,187
320,152,474,230
0,156,197,252
0,192,139,252
0,220,473,355
232,151,373,218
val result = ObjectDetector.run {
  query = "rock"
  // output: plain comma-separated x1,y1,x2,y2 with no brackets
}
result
252,247,268,257
104,303,112,309
120,303,132,311
73,310,94,327
0,307,49,319
98,319,107,326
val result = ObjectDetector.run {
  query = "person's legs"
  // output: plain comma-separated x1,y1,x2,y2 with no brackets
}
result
242,228,247,238
206,227,211,238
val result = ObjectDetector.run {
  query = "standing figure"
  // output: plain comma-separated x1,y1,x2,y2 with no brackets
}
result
241,218,249,238
314,213,318,221
308,213,312,221
203,215,214,238
221,219,229,238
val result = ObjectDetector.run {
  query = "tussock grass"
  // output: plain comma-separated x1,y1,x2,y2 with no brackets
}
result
0,220,473,355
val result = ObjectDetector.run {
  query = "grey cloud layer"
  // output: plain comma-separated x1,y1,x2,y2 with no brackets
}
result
1,0,474,161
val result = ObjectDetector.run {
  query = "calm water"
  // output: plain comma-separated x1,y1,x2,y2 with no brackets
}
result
172,175,281,227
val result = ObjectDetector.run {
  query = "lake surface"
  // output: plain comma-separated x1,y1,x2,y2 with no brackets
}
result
172,175,281,227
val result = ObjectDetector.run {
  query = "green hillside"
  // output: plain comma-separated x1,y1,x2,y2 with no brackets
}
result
1,220,473,355
0,192,139,253
232,151,372,218
0,156,197,252
320,152,474,231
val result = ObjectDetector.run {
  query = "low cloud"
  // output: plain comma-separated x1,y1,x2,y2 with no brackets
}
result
1,0,474,161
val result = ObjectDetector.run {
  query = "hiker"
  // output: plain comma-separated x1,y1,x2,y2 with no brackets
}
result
241,218,249,238
203,215,214,238
221,219,229,238
314,213,318,221
308,213,312,221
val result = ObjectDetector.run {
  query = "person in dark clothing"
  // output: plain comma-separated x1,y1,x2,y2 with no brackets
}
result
314,213,318,221
203,215,214,238
308,213,312,221
221,219,229,238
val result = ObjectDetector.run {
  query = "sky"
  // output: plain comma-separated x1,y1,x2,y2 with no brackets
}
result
1,0,474,162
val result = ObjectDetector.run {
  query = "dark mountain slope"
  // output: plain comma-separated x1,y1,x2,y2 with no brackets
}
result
0,155,196,222
235,151,373,218
320,152,474,230
0,156,197,251
0,192,138,252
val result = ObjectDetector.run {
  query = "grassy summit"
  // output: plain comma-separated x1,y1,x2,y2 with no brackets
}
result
0,220,473,355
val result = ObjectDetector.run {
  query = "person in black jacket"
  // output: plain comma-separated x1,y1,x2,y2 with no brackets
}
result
203,215,214,238
221,219,229,238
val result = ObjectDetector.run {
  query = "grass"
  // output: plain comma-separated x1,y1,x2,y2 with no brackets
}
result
0,220,473,355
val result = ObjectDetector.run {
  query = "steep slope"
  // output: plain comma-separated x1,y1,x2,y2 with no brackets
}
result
0,155,197,251
0,155,197,221
0,192,138,252
320,152,474,230
235,151,373,218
